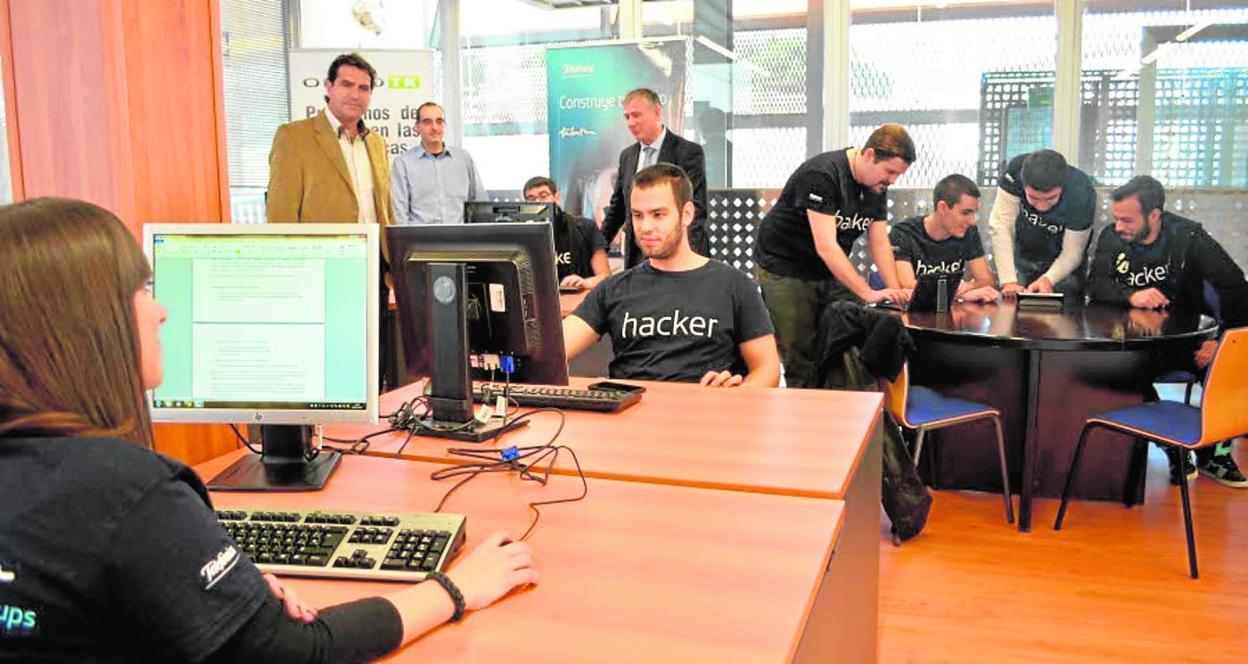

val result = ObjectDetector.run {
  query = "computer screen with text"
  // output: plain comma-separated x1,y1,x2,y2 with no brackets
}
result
145,224,378,425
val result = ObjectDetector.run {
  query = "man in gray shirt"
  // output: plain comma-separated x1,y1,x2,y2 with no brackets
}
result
390,102,487,225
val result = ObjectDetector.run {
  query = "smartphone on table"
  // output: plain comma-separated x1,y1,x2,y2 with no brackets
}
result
587,381,646,394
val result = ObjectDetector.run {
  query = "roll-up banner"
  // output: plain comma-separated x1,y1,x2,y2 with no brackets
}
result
546,39,691,228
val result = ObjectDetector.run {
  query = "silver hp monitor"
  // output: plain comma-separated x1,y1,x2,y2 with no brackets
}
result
144,223,380,490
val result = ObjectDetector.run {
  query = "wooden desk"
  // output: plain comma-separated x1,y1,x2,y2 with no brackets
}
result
334,378,882,502
328,378,884,662
899,301,1216,531
198,451,857,663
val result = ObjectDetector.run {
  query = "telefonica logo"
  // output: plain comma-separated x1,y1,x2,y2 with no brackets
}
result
562,64,594,76
201,546,241,590
559,127,597,138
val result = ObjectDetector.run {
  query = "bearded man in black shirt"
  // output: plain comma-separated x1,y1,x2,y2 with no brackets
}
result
752,124,916,387
564,164,780,387
1089,175,1248,487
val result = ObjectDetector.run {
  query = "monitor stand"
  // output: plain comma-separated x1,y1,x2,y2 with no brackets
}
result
414,394,529,443
207,425,341,492
416,262,529,443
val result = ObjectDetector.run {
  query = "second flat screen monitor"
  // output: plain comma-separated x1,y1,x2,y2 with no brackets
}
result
388,222,568,387
463,201,554,225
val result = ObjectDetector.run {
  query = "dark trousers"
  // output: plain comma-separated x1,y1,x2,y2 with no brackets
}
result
756,267,870,388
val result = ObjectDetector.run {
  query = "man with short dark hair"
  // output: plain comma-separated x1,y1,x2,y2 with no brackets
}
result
600,88,709,269
891,174,1000,302
564,164,780,388
522,176,610,291
989,149,1096,298
390,102,486,225
267,52,392,228
1089,174,1248,487
266,53,395,386
752,123,916,387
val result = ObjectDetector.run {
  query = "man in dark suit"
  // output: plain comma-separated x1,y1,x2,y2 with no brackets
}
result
600,88,708,269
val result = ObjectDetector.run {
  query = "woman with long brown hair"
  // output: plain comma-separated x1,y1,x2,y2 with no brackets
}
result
0,198,536,663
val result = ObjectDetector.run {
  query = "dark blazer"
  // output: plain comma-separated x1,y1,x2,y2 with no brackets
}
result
601,128,709,268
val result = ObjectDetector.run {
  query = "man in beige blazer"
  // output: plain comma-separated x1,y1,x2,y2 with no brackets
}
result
267,52,392,235
267,53,397,385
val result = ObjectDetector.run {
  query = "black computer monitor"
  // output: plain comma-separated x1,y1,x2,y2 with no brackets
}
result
387,222,568,442
464,201,554,224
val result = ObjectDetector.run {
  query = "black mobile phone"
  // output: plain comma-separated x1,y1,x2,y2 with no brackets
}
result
587,381,646,394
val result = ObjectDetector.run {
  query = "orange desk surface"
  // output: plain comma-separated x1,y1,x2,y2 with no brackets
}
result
329,378,883,500
559,289,587,317
197,451,845,663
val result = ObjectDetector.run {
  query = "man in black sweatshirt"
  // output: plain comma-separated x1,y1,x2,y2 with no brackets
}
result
1088,175,1248,487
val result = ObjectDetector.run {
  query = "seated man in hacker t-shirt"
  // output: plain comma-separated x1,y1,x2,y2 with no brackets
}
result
890,173,1000,303
562,163,781,388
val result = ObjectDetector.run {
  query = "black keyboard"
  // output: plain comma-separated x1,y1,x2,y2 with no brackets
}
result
474,384,642,413
216,508,466,582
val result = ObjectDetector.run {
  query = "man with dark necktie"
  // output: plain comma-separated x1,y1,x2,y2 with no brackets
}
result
600,88,708,269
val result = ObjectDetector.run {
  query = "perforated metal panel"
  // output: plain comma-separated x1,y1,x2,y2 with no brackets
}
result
1153,69,1248,188
1081,74,1139,186
978,70,1142,187
729,126,807,189
705,189,777,278
461,44,548,129
731,28,806,116
848,12,1056,189
1160,190,1248,272
1082,8,1248,70
978,67,1247,188
849,123,981,191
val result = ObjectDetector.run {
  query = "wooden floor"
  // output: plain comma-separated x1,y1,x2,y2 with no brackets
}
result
878,434,1248,663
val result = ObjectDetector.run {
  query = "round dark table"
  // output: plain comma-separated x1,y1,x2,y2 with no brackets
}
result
897,301,1217,531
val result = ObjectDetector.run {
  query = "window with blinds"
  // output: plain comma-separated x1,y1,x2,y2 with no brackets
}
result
220,0,288,223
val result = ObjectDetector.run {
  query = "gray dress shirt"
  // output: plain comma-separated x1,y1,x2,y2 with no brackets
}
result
390,144,487,225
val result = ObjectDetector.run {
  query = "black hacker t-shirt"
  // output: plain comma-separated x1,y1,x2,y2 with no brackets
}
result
998,153,1096,265
572,260,774,382
890,215,984,281
0,436,269,663
755,149,888,280
1094,220,1176,294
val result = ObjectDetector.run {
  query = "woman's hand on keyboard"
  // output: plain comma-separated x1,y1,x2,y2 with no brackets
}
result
448,531,538,610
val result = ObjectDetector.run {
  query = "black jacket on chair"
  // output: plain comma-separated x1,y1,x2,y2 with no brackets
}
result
600,129,709,268
814,302,916,386
814,301,930,543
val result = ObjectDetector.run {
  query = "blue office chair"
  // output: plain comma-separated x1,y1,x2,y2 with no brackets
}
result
1053,327,1248,579
882,364,1015,524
